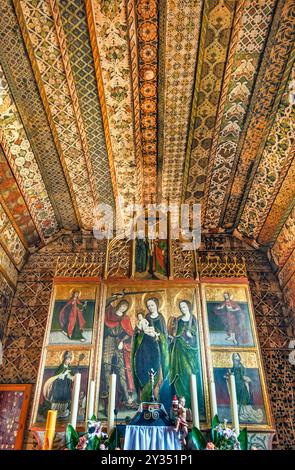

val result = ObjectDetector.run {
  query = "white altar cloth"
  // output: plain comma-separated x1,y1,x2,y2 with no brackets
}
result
123,425,181,450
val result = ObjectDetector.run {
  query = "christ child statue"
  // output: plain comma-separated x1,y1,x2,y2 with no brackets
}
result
174,396,188,444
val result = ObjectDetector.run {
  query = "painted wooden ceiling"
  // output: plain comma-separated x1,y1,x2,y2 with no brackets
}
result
0,0,294,286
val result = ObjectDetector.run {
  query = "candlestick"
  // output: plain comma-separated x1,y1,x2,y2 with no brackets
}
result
229,373,240,435
43,410,57,450
88,380,95,420
190,374,200,429
108,373,117,434
209,380,218,419
70,372,81,429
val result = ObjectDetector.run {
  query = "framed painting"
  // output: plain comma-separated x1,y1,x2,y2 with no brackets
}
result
33,348,91,425
134,238,168,279
47,280,99,345
0,384,31,450
212,351,272,429
96,280,209,426
202,284,255,348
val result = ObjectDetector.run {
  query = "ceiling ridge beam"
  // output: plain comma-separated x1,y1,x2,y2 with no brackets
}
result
131,0,158,204
125,0,144,204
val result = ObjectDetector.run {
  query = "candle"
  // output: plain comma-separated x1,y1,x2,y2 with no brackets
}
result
88,380,95,420
107,373,117,434
229,373,240,435
70,372,81,429
190,374,200,429
43,410,57,450
209,380,218,419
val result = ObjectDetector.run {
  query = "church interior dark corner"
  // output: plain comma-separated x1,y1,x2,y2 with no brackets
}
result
0,0,294,454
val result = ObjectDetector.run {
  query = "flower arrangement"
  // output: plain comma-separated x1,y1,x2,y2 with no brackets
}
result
66,417,119,450
191,415,248,451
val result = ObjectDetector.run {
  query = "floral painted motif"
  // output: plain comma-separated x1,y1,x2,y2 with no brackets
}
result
239,65,295,239
0,246,18,287
0,204,26,268
91,0,138,213
184,0,235,204
204,0,276,228
223,0,295,228
159,0,203,203
271,206,295,269
17,0,96,229
0,66,58,239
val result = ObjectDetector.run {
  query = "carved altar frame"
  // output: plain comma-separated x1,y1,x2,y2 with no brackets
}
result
30,277,101,430
94,279,211,429
200,278,275,432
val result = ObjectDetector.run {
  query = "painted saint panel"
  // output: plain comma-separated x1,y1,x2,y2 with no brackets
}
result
48,283,97,345
204,285,255,347
97,282,208,423
212,351,268,425
135,238,168,279
36,349,90,424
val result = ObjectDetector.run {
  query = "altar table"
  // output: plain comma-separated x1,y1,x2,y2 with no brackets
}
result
123,425,181,450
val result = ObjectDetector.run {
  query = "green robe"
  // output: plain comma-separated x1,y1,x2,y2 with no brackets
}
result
132,312,169,403
231,363,252,406
170,316,201,409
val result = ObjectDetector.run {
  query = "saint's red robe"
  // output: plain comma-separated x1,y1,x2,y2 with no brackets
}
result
59,298,86,338
104,305,135,392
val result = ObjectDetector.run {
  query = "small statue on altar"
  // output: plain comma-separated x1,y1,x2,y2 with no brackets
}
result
148,368,157,402
174,396,189,445
170,395,179,424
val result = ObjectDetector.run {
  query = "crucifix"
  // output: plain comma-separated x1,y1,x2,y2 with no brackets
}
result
148,368,157,402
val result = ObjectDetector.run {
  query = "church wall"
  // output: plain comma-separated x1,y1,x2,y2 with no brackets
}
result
0,234,293,449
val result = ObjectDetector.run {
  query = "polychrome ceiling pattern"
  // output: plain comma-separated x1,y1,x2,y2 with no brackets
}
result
88,0,141,209
0,0,294,277
0,0,78,232
0,201,27,270
158,0,203,203
0,64,59,239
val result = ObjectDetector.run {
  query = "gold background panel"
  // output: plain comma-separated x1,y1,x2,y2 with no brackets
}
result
45,349,91,367
105,284,199,329
212,350,258,369
54,284,97,300
205,285,247,302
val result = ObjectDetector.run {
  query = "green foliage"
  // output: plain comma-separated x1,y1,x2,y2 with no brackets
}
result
211,414,220,444
87,435,101,451
106,428,122,450
190,416,248,451
66,424,79,450
191,427,207,450
238,428,248,450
